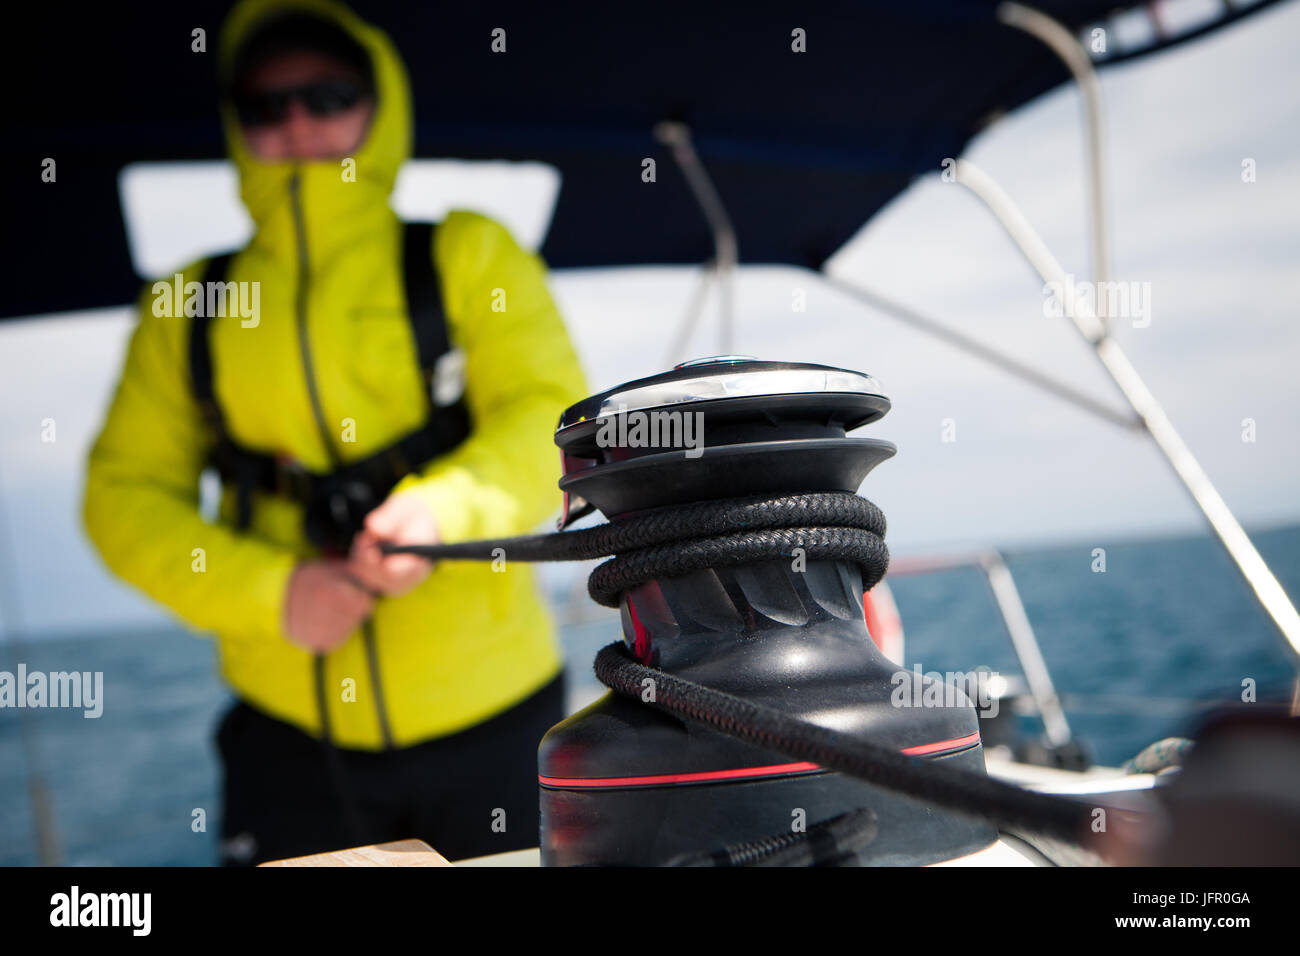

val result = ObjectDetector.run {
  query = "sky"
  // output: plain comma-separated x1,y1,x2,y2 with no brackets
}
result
1,1,1298,637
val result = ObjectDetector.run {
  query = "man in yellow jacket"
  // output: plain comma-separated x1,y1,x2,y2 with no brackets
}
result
83,0,586,864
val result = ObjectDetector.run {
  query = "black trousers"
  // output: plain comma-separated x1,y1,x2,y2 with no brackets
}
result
216,673,566,865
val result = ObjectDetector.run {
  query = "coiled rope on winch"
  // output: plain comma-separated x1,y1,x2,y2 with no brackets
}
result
384,490,1104,847
387,491,890,606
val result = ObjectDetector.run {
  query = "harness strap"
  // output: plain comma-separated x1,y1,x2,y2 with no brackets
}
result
189,251,258,526
245,405,472,502
189,251,234,434
402,220,451,406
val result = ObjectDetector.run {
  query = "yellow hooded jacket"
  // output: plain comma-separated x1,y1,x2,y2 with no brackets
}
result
83,0,587,749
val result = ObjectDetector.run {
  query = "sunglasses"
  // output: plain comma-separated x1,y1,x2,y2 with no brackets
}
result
233,77,369,127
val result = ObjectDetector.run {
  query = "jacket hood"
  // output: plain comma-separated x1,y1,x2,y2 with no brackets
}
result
217,0,411,235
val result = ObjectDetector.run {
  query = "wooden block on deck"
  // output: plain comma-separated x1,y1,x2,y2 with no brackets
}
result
259,838,452,867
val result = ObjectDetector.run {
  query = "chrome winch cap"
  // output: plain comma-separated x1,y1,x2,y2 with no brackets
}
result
555,356,890,439
553,357,894,527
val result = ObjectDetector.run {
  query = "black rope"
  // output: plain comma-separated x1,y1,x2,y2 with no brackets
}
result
384,492,889,607
593,642,1097,844
384,490,1111,849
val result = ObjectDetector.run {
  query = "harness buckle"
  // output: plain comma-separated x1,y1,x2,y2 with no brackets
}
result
304,477,378,556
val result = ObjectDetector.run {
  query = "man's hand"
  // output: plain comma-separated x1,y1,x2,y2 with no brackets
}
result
283,559,375,654
347,491,439,597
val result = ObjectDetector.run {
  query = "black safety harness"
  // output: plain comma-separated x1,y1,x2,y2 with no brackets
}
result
188,221,472,554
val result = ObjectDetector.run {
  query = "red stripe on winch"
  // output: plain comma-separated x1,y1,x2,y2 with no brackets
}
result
539,761,821,789
900,730,981,756
539,731,981,789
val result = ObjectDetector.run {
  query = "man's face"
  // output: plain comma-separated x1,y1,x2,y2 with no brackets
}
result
235,50,374,161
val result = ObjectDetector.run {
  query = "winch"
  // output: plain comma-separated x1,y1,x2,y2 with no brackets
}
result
537,357,996,866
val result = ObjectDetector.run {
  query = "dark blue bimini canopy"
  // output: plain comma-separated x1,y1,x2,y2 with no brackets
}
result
0,0,1285,319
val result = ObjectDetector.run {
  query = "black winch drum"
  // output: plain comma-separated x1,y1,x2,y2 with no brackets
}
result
538,357,995,866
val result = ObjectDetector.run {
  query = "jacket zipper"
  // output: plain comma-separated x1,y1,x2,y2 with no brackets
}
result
289,170,395,750
289,171,339,470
